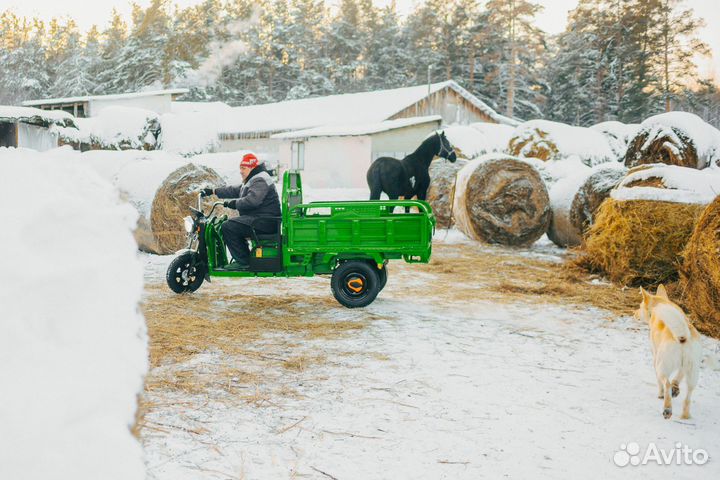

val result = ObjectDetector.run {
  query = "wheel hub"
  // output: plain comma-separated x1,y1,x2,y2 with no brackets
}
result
343,273,367,297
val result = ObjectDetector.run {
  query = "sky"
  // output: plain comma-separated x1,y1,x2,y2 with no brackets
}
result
1,0,718,80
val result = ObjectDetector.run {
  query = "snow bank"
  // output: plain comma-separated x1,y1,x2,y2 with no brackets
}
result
509,119,617,166
0,147,147,479
56,106,160,150
612,163,720,204
630,112,720,168
443,123,513,159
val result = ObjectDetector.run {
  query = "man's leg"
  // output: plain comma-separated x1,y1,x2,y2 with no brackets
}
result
221,219,254,265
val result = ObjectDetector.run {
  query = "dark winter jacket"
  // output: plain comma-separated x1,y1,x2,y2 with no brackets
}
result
214,164,281,232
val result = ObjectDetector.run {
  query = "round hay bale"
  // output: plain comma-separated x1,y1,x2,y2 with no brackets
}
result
427,158,468,228
146,164,225,254
579,198,704,285
453,156,551,246
508,125,559,162
679,196,720,337
569,167,627,235
547,172,592,248
623,112,720,169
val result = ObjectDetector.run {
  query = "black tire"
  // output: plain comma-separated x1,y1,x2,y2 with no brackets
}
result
331,261,381,308
376,265,388,291
166,252,206,294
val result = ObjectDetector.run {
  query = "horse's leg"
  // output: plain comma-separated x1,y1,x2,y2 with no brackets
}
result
369,185,382,200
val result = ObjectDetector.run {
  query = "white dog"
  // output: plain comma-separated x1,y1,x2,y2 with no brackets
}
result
637,285,702,419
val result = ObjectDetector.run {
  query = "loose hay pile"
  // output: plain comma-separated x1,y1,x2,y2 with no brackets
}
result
679,196,720,337
427,158,467,228
624,112,720,169
453,155,551,246
579,198,704,285
569,167,627,235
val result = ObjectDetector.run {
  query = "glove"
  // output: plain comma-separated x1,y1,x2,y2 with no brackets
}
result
200,188,214,197
223,199,237,209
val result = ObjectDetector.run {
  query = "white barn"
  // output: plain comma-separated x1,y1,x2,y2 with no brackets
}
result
272,116,442,188
0,107,77,151
22,88,189,118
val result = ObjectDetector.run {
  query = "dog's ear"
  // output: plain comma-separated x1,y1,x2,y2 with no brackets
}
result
656,284,669,300
640,286,652,305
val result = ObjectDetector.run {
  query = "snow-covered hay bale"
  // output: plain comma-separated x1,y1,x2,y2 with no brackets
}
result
0,149,147,479
427,158,468,228
590,121,640,159
578,165,720,284
508,119,616,166
569,166,627,235
547,171,593,247
624,112,720,169
679,196,720,337
453,155,551,246
579,198,704,285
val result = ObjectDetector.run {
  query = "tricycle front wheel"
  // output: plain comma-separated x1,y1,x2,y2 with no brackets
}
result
331,261,381,308
166,251,206,293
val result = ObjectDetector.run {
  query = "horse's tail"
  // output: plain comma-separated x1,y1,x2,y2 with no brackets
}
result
367,160,383,200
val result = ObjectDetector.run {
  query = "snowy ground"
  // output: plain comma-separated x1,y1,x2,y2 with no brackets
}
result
139,234,720,480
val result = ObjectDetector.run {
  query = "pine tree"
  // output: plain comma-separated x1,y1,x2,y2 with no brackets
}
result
365,1,411,90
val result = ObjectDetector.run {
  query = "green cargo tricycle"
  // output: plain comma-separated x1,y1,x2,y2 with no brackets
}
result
166,171,435,308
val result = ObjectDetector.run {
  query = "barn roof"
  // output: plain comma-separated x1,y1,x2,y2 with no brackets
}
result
21,88,189,107
0,106,77,128
272,115,442,139
219,80,516,136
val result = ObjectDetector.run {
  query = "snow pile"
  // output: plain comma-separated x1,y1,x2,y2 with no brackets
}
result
470,122,515,151
0,105,77,128
590,121,640,159
56,106,160,150
509,119,617,166
159,102,233,156
628,112,720,168
0,148,147,479
443,123,514,159
612,163,720,204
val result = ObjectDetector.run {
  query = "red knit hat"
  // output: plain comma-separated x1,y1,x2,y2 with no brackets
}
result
240,153,259,168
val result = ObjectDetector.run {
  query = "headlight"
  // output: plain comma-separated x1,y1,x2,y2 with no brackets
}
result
183,216,194,233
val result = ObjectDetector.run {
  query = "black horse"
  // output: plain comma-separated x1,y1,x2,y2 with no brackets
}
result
367,131,457,201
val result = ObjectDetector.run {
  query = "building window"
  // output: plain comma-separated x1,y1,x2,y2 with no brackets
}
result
291,141,305,170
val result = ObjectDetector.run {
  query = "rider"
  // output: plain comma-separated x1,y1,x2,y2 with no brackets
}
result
202,153,281,270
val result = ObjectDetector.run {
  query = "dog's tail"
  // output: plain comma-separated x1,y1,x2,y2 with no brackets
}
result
662,312,691,344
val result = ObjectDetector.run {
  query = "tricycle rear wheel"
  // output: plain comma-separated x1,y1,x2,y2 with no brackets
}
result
166,251,206,293
376,265,388,291
331,261,380,308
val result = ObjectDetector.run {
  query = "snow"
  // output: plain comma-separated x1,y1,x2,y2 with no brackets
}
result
633,112,720,168
0,147,147,480
170,101,232,115
0,105,76,128
21,88,189,107
510,119,618,166
57,106,160,149
443,125,501,159
139,241,720,480
469,122,515,151
591,121,641,159
272,115,442,139
220,80,513,136
612,163,720,205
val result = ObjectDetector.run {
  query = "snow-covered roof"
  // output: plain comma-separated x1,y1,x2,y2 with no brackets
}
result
0,106,76,128
271,115,442,139
220,81,514,136
21,88,189,107
170,101,232,115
